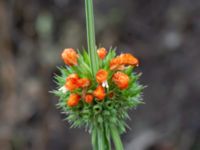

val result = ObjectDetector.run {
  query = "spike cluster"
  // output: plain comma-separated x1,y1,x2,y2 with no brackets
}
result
53,47,144,150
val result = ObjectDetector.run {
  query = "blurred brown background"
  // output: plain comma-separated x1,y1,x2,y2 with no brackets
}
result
0,0,200,150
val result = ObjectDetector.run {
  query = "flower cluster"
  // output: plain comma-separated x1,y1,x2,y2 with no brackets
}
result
60,48,139,106
54,47,143,133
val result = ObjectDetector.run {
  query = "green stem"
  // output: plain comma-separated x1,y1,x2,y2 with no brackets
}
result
104,123,112,150
97,125,105,150
110,124,124,150
92,127,98,150
91,122,112,150
85,0,99,76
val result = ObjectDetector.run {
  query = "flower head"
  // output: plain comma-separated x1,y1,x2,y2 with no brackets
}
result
78,78,90,88
112,72,129,89
96,69,108,83
93,85,106,100
67,93,81,107
110,57,124,70
61,48,79,66
65,74,80,91
85,94,94,103
97,47,107,59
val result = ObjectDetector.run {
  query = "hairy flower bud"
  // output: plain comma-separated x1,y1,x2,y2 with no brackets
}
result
65,74,80,91
112,72,129,89
61,48,79,66
110,53,139,70
67,94,81,107
78,78,90,88
85,94,94,103
97,47,107,59
96,69,108,83
93,85,106,100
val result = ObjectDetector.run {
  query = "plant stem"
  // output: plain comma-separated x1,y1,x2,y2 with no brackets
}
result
92,127,98,150
104,123,112,150
85,1,124,149
110,124,124,150
85,0,99,76
97,125,105,150
92,122,112,150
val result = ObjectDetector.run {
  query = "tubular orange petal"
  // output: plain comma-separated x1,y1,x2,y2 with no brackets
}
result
112,71,130,89
65,74,80,91
110,53,139,70
97,47,107,59
93,85,106,100
67,94,81,107
120,53,139,66
61,48,79,66
110,57,123,70
96,69,108,83
85,94,94,103
66,74,79,81
78,78,90,88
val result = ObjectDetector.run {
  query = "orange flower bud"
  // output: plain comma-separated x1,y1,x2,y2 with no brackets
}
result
120,53,139,66
85,94,93,103
78,78,90,88
112,72,130,89
67,94,81,107
110,57,124,70
66,74,79,81
110,53,139,70
93,85,106,100
97,47,107,59
96,69,108,83
65,74,79,91
61,48,79,66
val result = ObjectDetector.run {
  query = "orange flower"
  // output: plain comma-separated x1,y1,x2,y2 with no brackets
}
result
85,94,93,103
120,53,139,66
78,78,90,88
96,69,108,83
66,74,79,81
67,94,81,107
97,47,107,59
110,53,139,70
65,74,79,91
110,57,124,70
61,48,79,66
93,85,106,100
112,72,129,89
